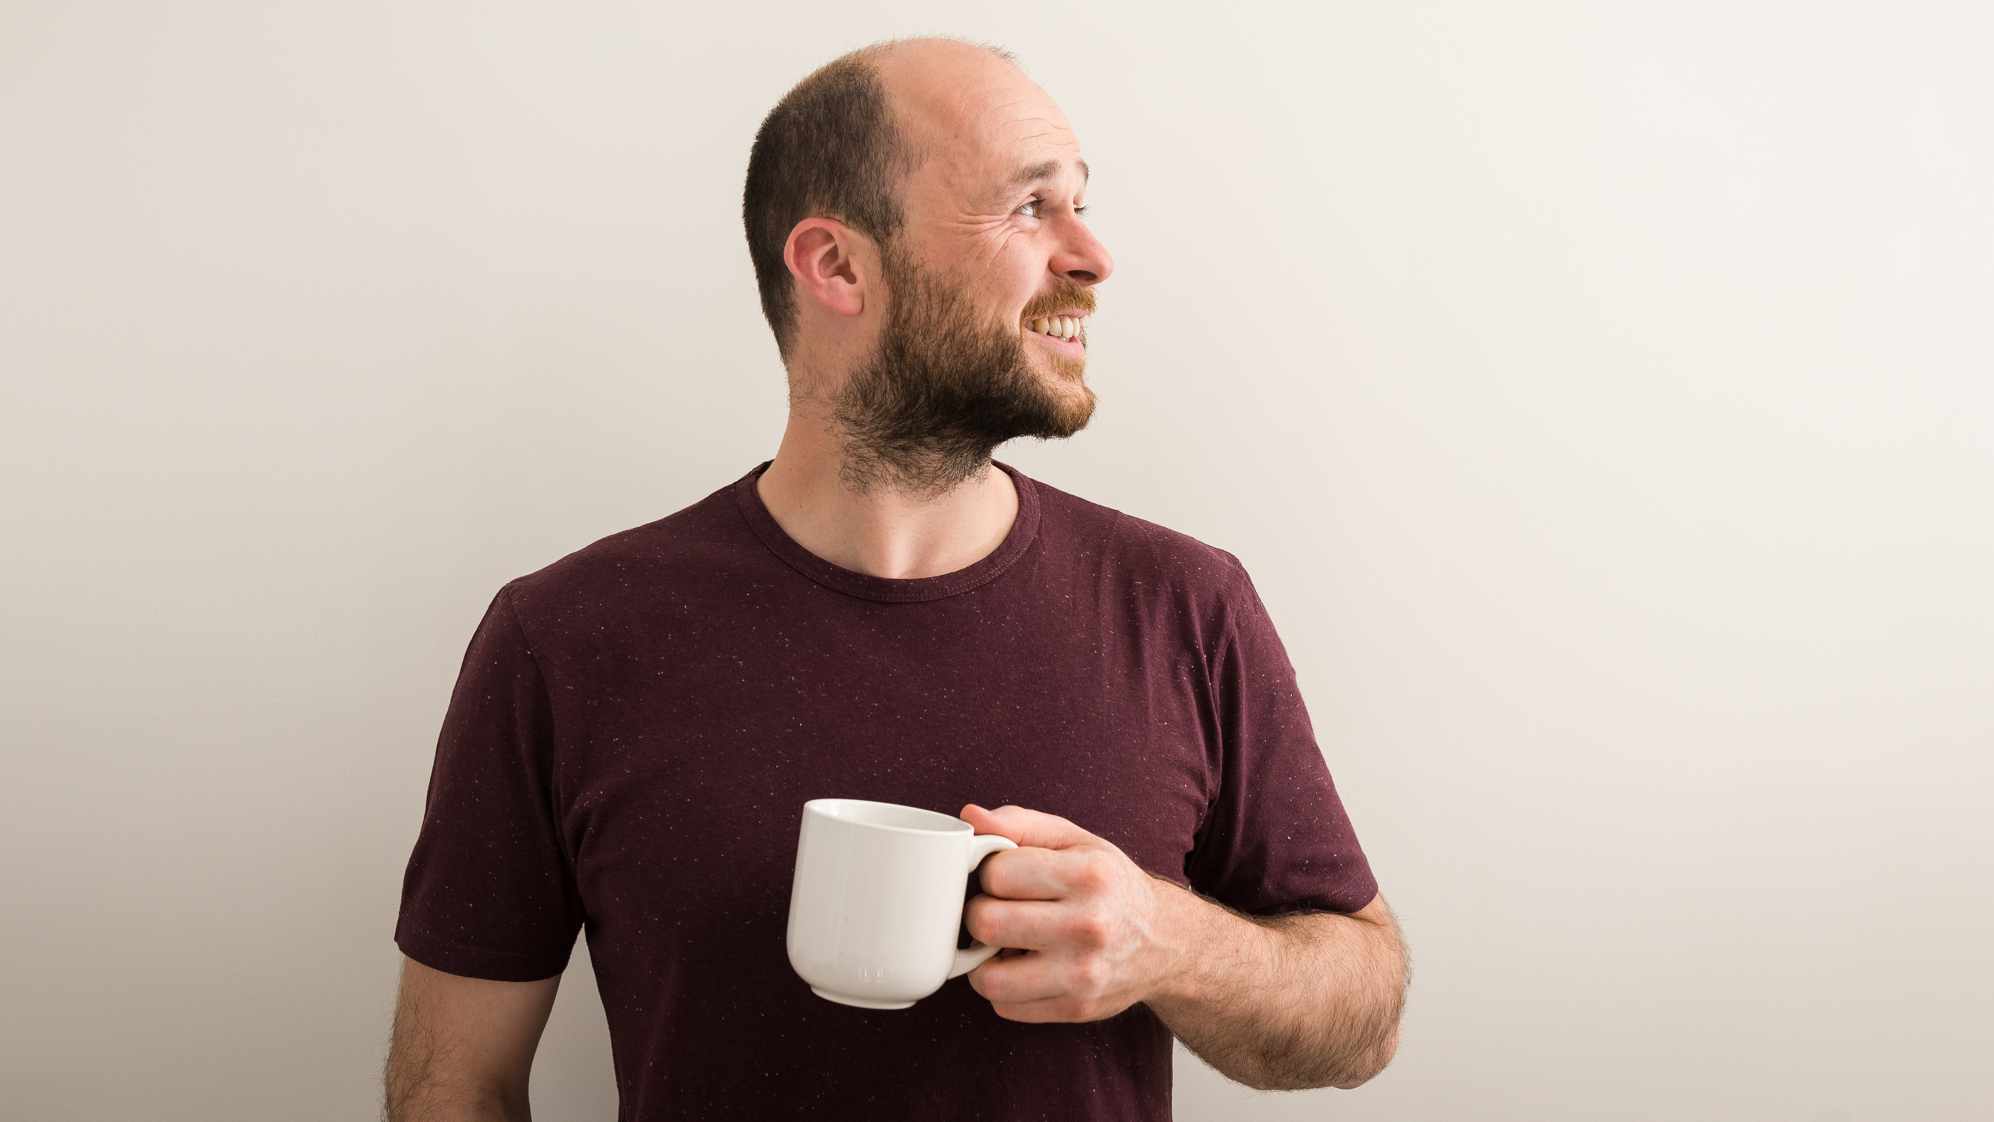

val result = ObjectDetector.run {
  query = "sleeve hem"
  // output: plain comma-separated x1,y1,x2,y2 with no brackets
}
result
394,926,572,983
1234,870,1382,920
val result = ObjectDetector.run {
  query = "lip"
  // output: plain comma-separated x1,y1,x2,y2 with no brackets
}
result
1023,309,1089,351
1026,326,1085,355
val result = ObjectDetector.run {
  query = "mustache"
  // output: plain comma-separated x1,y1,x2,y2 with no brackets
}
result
1022,292,1095,319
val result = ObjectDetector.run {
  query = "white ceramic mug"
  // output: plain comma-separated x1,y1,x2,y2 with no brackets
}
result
786,798,1018,1009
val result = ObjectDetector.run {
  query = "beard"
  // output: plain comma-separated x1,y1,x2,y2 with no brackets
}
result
826,239,1095,500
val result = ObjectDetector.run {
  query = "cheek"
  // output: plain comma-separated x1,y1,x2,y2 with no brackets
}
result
949,237,1041,326
973,232,1035,291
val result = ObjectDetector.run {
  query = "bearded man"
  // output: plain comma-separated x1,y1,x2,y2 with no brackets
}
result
388,34,1407,1122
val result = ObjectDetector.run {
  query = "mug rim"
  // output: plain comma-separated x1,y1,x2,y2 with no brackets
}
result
803,797,973,837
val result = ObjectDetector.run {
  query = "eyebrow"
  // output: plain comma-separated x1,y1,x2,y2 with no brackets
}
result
1003,157,1090,197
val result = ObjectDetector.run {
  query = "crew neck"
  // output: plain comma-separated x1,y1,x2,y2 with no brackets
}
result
732,458,1042,603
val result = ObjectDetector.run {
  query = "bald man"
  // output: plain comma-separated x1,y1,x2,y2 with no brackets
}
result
388,35,1406,1122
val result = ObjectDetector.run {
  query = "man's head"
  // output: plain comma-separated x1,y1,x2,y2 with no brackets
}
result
741,36,1114,496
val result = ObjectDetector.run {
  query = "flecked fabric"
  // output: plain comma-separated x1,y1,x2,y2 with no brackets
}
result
394,457,1379,1121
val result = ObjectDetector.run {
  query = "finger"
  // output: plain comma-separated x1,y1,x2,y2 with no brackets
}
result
978,846,1098,901
961,803,1097,851
969,949,1065,1005
987,999,1070,1024
967,896,1067,950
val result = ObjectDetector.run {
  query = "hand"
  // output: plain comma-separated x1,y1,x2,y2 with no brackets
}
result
958,803,1184,1023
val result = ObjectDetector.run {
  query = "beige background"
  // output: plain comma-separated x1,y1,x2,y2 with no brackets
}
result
4,3,1989,1119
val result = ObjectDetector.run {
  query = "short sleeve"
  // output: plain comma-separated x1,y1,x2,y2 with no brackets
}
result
1184,560,1380,916
394,582,585,981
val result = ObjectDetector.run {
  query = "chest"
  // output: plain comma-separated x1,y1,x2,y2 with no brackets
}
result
551,601,1217,932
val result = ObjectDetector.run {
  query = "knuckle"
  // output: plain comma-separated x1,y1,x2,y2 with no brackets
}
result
1073,910,1110,948
965,899,995,941
1073,957,1109,994
1091,856,1119,888
991,857,1021,893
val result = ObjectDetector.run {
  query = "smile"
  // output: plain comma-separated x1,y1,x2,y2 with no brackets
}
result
1025,323,1086,355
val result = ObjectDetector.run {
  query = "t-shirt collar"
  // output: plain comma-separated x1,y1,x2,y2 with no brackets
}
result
732,458,1042,603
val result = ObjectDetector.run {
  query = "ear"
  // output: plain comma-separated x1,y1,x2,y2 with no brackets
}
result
785,217,873,321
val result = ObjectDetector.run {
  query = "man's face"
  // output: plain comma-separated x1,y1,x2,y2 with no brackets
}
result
826,58,1114,495
831,236,1097,495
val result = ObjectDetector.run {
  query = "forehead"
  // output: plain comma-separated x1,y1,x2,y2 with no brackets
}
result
912,80,1089,206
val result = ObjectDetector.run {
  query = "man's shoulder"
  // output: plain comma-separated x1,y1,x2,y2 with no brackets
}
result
1035,474,1248,598
494,478,750,627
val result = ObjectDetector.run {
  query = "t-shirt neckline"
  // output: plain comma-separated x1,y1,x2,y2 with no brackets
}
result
732,458,1042,603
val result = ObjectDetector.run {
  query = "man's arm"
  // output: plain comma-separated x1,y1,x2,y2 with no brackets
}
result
383,956,562,1121
1144,882,1409,1091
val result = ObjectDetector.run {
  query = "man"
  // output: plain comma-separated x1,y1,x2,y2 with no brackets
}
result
387,34,1408,1122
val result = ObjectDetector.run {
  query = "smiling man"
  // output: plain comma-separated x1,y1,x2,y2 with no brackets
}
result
746,37,1105,525
388,34,1406,1122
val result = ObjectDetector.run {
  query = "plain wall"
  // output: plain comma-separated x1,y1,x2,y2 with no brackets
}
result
2,3,1988,1119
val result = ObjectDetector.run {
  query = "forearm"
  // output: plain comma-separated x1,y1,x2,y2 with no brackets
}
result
385,1084,531,1122
1142,877,1405,1091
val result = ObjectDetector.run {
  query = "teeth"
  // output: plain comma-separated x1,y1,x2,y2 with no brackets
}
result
1028,315,1087,341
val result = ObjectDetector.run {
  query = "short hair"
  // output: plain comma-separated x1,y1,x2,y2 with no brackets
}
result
741,36,1017,366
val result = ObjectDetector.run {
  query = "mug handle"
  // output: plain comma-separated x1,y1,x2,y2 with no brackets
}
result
947,832,1019,980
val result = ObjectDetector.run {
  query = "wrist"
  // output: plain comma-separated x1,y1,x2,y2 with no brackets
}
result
1146,875,1257,1010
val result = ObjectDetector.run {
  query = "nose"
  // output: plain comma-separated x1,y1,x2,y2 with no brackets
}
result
1051,217,1113,288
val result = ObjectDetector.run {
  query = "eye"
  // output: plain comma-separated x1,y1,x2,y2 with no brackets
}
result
1018,195,1090,220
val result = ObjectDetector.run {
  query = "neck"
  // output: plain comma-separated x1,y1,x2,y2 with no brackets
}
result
754,422,1019,582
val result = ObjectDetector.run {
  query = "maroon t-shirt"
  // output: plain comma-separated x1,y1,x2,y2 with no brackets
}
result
394,458,1379,1121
